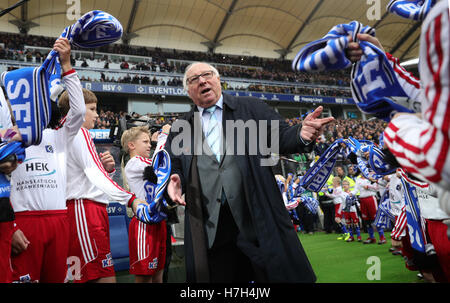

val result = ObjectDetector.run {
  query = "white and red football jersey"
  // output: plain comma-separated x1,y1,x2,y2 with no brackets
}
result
65,127,134,205
355,177,378,198
10,71,86,212
384,1,450,190
388,173,405,217
124,133,168,201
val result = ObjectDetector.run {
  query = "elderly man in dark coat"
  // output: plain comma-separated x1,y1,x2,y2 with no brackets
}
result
165,62,334,282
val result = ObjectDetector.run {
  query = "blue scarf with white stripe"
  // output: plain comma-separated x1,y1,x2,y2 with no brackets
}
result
387,0,436,21
301,137,395,192
136,149,171,224
399,170,427,253
292,21,416,121
375,190,395,229
0,10,123,147
0,127,26,198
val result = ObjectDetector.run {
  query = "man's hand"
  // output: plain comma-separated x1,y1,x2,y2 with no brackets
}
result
99,151,115,173
11,229,30,255
53,37,72,73
300,106,334,142
167,174,186,206
346,33,385,63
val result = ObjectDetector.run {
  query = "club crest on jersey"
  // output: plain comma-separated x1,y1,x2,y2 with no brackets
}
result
102,253,114,268
148,257,158,269
45,145,54,153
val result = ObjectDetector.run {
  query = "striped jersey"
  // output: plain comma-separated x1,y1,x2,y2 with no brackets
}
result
10,71,86,211
65,127,134,205
355,177,378,198
325,186,344,205
384,1,450,190
388,173,404,217
124,133,168,201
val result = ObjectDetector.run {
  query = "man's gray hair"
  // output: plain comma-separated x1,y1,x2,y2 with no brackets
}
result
182,62,220,91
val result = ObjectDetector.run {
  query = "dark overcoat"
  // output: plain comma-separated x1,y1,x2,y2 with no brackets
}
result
165,93,316,282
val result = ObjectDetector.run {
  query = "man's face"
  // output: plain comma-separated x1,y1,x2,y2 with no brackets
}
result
348,166,354,175
186,63,222,108
336,167,344,177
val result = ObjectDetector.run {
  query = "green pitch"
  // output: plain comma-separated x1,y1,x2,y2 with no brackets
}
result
298,232,423,283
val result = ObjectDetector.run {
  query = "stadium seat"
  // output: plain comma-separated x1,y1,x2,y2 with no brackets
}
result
107,202,131,272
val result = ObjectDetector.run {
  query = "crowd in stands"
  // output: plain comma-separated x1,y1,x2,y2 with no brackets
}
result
0,31,353,98
94,109,180,130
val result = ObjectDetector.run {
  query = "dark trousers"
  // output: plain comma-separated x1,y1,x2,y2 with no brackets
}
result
320,202,335,233
163,224,173,283
207,201,266,283
296,204,314,233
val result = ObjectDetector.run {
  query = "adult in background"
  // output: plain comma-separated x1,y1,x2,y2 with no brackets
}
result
165,62,334,283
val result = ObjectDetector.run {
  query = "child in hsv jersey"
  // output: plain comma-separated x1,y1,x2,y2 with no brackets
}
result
8,38,88,283
355,174,386,244
59,90,147,283
0,75,23,283
341,180,361,242
121,125,170,283
324,176,350,241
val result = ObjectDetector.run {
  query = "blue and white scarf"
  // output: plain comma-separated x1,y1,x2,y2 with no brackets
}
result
399,170,427,253
301,196,319,215
292,21,374,72
347,136,395,180
136,149,171,224
387,0,436,21
374,190,395,229
302,137,395,192
292,21,416,121
300,139,345,192
0,134,26,199
0,10,123,146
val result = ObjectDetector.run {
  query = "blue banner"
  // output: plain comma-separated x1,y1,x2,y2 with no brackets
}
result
80,81,355,105
89,129,112,143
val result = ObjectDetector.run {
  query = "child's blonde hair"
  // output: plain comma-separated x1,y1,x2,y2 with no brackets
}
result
333,176,341,184
120,125,151,191
120,125,151,153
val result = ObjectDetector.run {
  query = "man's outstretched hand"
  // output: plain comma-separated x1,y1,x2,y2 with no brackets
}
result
300,106,335,142
167,174,186,206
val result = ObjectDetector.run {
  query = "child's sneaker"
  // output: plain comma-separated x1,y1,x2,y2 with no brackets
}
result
343,233,351,241
363,238,376,244
357,236,362,242
378,237,387,245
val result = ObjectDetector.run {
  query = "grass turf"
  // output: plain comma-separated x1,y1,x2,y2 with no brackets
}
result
298,231,423,283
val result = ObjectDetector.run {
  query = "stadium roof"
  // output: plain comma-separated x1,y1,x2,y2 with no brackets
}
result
0,0,421,62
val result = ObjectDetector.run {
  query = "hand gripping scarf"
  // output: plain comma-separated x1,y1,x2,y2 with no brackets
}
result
136,149,171,224
0,10,123,147
292,21,419,121
387,0,436,21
